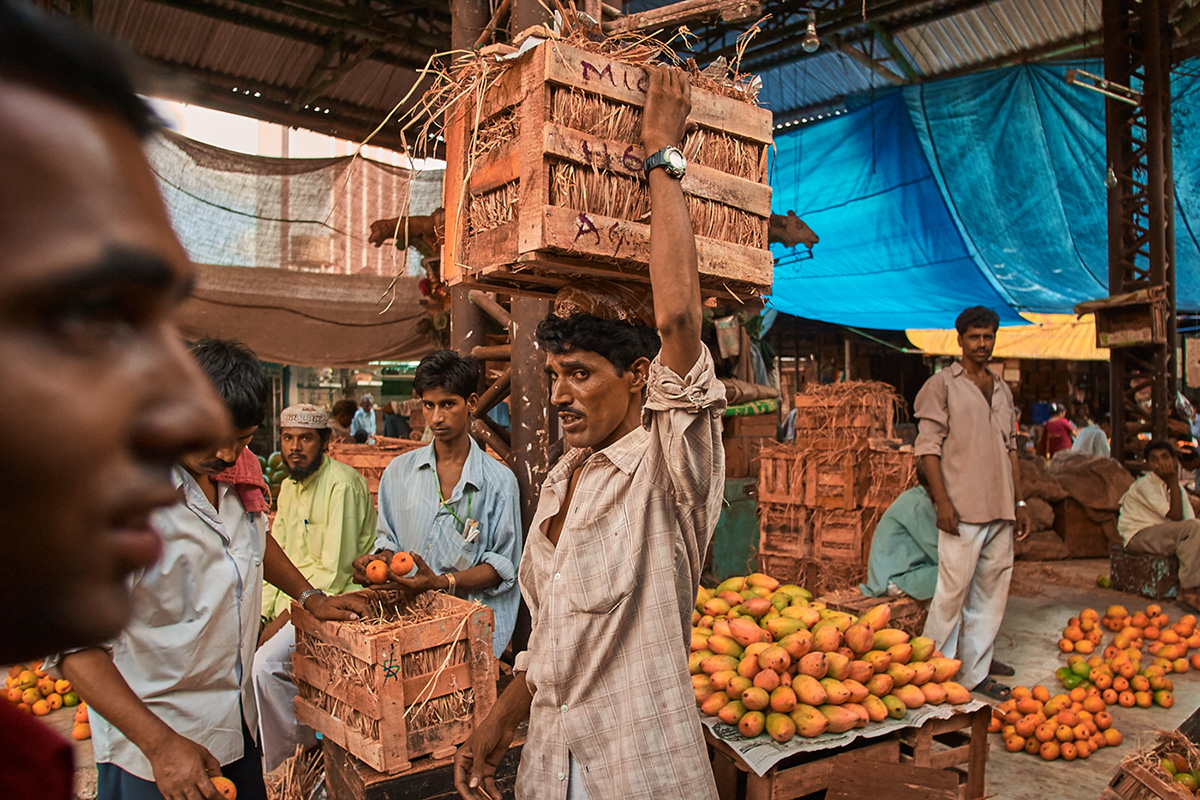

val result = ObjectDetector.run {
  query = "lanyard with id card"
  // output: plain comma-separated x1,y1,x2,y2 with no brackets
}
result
435,474,481,570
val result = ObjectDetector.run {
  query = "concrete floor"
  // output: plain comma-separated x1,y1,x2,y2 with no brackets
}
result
982,558,1200,800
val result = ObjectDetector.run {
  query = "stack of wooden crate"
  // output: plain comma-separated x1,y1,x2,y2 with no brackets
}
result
756,383,915,592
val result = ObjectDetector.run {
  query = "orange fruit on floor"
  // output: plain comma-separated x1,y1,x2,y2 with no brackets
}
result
31,699,50,716
54,679,71,695
1060,741,1078,761
1032,685,1051,703
74,704,88,723
1004,735,1025,752
390,551,415,576
71,723,90,741
988,716,1002,733
1015,697,1040,715
211,776,237,799
1103,728,1123,747
5,687,21,704
1095,711,1113,731
20,688,39,706
1113,676,1130,693
1074,640,1095,654
1040,740,1061,761
1064,626,1084,642
1015,715,1039,738
1082,695,1106,714
15,703,31,714
1035,722,1057,743
1117,691,1136,708
365,559,389,585
1081,608,1100,623
1058,639,1074,653
46,693,62,710
1024,736,1041,755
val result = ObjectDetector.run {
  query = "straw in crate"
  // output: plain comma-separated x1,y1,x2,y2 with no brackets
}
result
291,591,497,773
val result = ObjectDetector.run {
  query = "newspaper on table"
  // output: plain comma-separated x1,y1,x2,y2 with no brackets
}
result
701,700,987,777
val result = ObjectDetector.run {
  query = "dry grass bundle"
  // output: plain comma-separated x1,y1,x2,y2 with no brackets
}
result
687,196,763,247
865,447,916,507
681,126,758,178
467,182,518,235
797,555,868,598
796,381,907,440
474,109,517,158
265,745,323,800
551,88,640,143
549,163,647,223
1119,730,1200,799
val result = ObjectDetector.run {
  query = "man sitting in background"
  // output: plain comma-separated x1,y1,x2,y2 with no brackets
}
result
328,399,356,443
351,393,377,443
861,461,939,601
1071,409,1110,459
1119,440,1200,606
255,403,377,770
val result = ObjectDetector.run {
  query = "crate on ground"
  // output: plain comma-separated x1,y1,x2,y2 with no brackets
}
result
817,587,928,637
864,444,916,509
1110,544,1179,600
804,448,869,510
327,437,424,500
792,392,895,441
441,39,772,298
291,592,497,774
810,507,876,562
757,502,809,556
898,707,990,800
758,444,805,504
756,552,809,587
1101,730,1199,800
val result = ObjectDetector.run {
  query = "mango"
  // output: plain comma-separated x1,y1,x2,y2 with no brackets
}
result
824,652,851,680
743,596,773,618
691,630,712,652
709,670,737,691
689,650,713,674
749,586,772,598
909,661,936,686
780,606,811,621
741,686,770,711
701,655,740,676
865,673,894,697
873,628,910,650
746,573,781,591
792,674,828,706
706,635,744,659
771,592,793,612
718,590,743,606
790,703,829,738
920,682,947,705
858,603,891,632
697,614,715,628
766,711,797,743
812,626,843,653
717,700,748,725
928,657,962,683
700,691,730,716
692,610,701,626
744,641,772,660
758,646,791,674
818,704,861,733
892,683,927,709
886,662,916,687
864,650,893,674
766,617,804,640
712,619,732,638
844,623,875,656
847,660,874,684
796,606,823,628
739,710,766,738
779,584,812,603
778,631,814,662
861,695,889,722
696,586,714,605
842,679,870,704
909,635,936,662
736,654,761,679
694,683,715,704
941,681,971,705
752,668,781,692
703,598,731,617
881,694,908,719
769,686,797,713
798,652,829,679
726,676,753,701
715,577,746,594
819,677,852,705
761,609,780,623
886,643,913,665
842,702,869,727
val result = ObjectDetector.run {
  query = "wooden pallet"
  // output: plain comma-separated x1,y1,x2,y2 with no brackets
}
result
292,594,497,774
816,588,928,637
898,707,990,800
441,40,773,299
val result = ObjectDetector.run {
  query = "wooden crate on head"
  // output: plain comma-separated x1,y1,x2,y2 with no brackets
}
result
291,591,498,775
440,36,773,300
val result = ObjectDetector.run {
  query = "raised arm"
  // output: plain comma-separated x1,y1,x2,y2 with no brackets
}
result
642,66,701,376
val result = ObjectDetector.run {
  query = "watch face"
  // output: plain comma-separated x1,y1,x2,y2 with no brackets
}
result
666,149,686,169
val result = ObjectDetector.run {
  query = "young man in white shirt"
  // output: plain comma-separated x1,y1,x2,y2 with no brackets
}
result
59,340,369,800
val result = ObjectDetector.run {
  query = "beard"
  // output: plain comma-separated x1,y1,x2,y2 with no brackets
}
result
287,452,324,482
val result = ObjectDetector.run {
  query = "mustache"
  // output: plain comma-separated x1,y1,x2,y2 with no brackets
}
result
200,457,237,472
555,405,585,418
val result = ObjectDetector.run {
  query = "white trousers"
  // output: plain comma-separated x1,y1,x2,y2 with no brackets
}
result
252,621,317,772
921,520,1013,691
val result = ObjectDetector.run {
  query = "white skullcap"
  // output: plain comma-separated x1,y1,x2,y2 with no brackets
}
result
280,404,329,429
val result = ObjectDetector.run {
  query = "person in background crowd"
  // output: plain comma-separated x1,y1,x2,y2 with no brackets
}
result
1038,402,1075,458
255,404,377,771
0,6,229,796
1071,408,1110,459
861,461,939,601
914,306,1031,702
355,351,522,659
328,399,356,443
1119,440,1200,607
351,393,377,443
455,67,725,800
58,340,369,800
382,400,412,438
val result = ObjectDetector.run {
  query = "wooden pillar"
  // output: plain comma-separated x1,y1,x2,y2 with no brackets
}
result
450,0,490,51
508,295,552,527
510,0,550,38
450,285,488,361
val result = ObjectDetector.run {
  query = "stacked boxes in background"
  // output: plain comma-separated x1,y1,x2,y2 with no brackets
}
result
756,382,915,594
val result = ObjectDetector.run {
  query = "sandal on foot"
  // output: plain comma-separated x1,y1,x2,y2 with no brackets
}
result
973,677,1012,701
989,659,1015,676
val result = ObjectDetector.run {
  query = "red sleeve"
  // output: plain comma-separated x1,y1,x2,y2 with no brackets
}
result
0,702,74,800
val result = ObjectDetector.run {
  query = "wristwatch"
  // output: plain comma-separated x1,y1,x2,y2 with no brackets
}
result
298,588,326,609
1016,500,1027,508
643,146,687,179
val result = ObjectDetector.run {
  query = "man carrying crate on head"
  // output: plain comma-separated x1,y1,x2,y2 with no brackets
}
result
454,66,725,800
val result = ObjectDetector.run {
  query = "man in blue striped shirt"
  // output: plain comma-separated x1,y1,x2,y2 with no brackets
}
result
354,351,522,657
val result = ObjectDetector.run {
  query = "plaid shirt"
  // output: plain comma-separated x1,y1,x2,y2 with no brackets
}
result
513,349,725,800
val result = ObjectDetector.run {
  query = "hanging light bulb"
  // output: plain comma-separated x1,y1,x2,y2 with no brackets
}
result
802,8,820,53
1105,164,1118,188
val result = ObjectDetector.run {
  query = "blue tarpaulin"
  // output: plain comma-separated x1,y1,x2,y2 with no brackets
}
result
768,60,1200,329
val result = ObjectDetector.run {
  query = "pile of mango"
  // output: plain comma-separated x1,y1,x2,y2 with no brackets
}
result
988,683,1122,760
691,573,970,743
1053,604,1193,709
1153,751,1200,794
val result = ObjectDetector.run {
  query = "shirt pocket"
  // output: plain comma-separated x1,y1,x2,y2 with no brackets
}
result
446,532,480,572
567,504,637,614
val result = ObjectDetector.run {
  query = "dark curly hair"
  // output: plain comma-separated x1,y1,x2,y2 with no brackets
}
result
1145,438,1178,462
536,314,661,375
414,350,480,400
955,306,1000,335
189,338,268,430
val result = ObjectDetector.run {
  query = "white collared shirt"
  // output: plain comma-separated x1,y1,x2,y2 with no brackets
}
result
88,467,267,780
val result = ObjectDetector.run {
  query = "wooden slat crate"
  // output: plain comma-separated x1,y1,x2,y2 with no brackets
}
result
756,552,809,587
817,588,928,637
327,438,424,501
292,594,498,774
864,446,916,509
758,447,805,505
757,502,809,556
1101,761,1194,800
793,394,892,440
811,508,874,562
898,707,990,800
804,450,869,510
441,40,773,297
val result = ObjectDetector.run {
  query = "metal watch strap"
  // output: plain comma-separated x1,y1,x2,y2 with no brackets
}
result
298,588,326,609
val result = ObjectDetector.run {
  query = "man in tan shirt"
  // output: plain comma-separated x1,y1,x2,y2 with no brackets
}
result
913,306,1031,700
454,67,723,800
